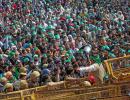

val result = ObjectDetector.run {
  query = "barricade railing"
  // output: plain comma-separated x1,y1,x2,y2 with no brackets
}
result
0,81,130,100
49,88,117,100
104,55,130,82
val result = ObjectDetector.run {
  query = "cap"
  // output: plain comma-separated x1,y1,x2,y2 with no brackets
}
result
19,67,27,73
23,57,30,63
55,34,60,40
33,54,38,58
30,71,40,78
42,69,50,76
20,73,27,76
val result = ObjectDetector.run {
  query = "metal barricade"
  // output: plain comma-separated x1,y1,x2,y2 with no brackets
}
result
104,55,130,82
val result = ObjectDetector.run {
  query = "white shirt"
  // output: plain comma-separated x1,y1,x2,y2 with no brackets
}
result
79,63,99,73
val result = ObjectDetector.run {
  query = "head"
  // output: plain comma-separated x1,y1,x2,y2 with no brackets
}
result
66,66,74,75
5,71,13,80
0,77,7,85
88,74,96,85
20,80,28,90
68,35,73,42
5,83,13,92
73,63,80,72
19,73,27,80
30,71,40,81
33,55,39,62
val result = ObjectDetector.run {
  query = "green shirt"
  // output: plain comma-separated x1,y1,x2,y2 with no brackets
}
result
8,76,17,83
90,55,101,64
13,67,19,80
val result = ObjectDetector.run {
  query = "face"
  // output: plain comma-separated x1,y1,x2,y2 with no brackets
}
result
61,56,66,61
74,65,80,72
68,37,72,41
6,74,12,80
50,45,54,50
17,62,22,68
77,37,81,41
107,41,112,45
34,57,38,61
22,75,27,80
1,80,7,85
82,59,87,65
54,51,59,57
6,87,13,92
31,76,39,82
103,51,108,56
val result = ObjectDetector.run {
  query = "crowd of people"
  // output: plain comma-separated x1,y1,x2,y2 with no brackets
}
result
0,0,130,92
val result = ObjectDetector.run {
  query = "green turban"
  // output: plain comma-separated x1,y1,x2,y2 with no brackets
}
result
74,22,77,25
32,31,37,35
43,54,47,58
55,34,60,40
69,55,75,60
90,55,101,64
48,32,55,38
29,14,33,17
80,21,84,25
66,16,71,19
41,34,46,38
106,39,112,42
0,54,3,60
65,53,69,57
77,15,81,19
109,52,116,58
46,25,55,30
60,47,64,51
101,45,110,51
38,24,43,29
33,54,38,58
31,26,35,31
69,26,74,29
78,49,83,54
23,57,30,63
41,29,46,33
27,0,32,2
8,51,15,58
65,59,71,63
128,50,130,53
34,47,38,51
67,50,73,54
75,25,79,29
